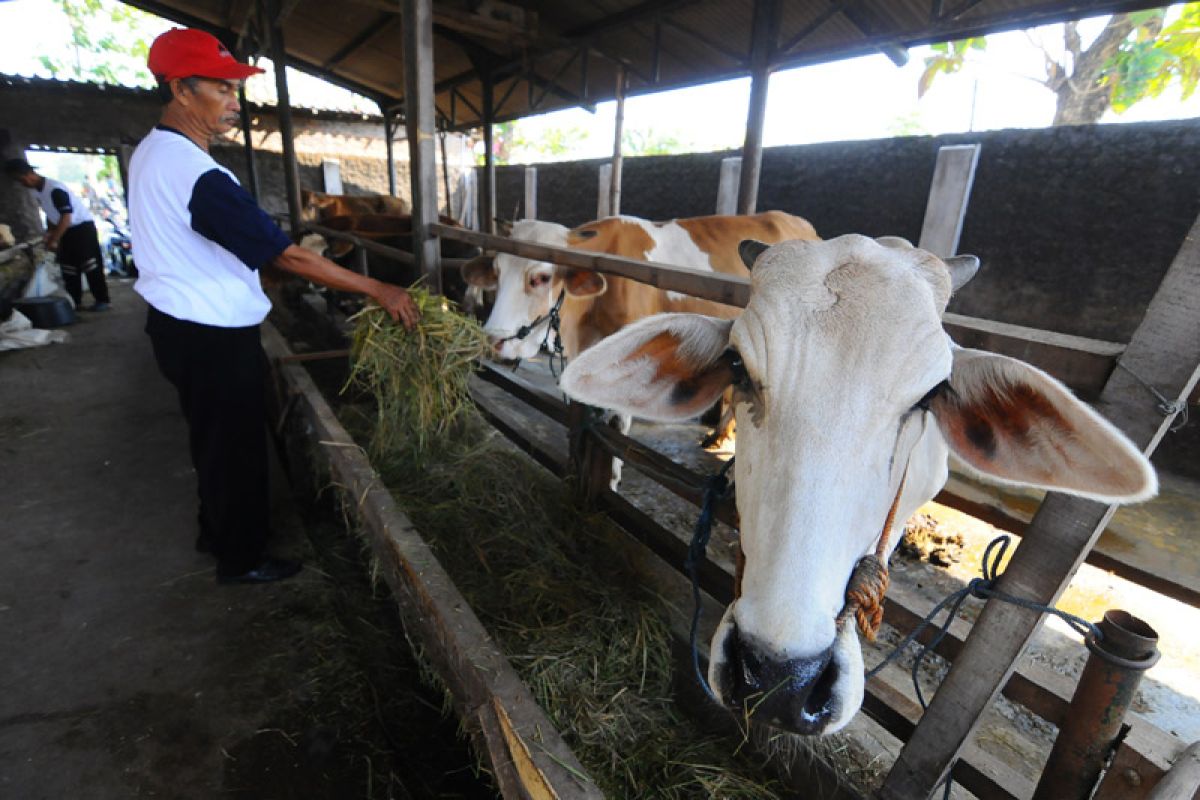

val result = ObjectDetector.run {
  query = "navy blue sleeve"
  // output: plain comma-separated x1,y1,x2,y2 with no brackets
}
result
50,188,73,216
187,168,293,271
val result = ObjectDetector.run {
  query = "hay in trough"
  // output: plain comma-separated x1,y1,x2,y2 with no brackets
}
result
341,299,792,798
347,286,490,458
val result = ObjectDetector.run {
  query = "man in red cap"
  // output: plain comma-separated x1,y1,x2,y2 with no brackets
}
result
130,28,420,584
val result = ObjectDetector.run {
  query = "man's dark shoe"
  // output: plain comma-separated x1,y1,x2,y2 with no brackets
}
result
216,557,302,585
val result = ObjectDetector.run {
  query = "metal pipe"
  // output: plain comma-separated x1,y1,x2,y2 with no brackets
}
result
1033,610,1161,800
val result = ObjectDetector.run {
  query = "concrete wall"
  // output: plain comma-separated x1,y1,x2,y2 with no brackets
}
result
490,120,1200,344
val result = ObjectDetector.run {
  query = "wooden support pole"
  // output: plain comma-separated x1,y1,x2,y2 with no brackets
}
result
265,0,302,235
881,213,1200,800
609,65,626,217
383,110,397,197
737,0,779,216
597,163,612,218
481,73,496,234
402,0,442,293
237,82,260,202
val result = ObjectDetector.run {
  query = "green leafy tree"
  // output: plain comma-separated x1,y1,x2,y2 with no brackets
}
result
38,0,163,87
621,127,692,156
918,37,987,98
918,4,1200,125
479,121,591,165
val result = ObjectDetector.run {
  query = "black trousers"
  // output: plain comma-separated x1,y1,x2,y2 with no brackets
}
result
58,221,110,307
146,305,269,573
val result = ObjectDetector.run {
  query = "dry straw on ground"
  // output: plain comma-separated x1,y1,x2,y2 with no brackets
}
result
344,299,793,798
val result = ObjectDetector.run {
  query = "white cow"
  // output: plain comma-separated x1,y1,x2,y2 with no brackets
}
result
559,234,1155,735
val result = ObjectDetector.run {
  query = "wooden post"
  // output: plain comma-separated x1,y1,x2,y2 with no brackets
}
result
481,73,496,235
266,0,302,235
609,65,626,217
918,144,981,258
523,167,537,219
716,157,741,215
597,163,612,218
881,212,1200,800
237,82,260,202
383,111,397,197
402,0,442,293
737,0,779,216
440,129,451,215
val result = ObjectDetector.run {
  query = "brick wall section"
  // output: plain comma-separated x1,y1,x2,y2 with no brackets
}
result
490,120,1200,344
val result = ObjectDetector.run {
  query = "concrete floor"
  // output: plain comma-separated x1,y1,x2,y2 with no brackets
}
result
0,281,314,796
0,282,492,800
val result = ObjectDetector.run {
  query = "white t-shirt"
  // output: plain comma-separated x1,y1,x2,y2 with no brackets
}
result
35,177,93,227
129,126,291,327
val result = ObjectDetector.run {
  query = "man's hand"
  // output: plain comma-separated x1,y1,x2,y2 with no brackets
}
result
43,233,59,252
373,282,420,330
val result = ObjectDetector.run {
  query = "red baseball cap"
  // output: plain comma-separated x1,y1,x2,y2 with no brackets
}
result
148,28,265,83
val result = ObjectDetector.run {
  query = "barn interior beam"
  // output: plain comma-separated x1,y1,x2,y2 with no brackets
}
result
660,18,747,67
324,12,397,68
264,0,302,234
737,0,779,215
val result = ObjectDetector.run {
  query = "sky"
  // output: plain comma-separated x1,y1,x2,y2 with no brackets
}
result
2,0,1198,165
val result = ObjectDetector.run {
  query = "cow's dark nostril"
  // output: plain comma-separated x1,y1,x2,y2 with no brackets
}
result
719,626,839,734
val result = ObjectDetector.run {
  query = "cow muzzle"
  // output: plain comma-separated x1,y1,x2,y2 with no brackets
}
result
714,623,841,735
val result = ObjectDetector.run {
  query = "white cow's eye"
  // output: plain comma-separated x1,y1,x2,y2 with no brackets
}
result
724,349,753,390
528,273,550,289
915,380,951,412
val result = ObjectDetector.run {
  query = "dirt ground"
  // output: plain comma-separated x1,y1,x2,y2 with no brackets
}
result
0,281,495,799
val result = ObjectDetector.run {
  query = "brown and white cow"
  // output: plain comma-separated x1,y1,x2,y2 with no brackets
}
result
300,189,411,222
558,234,1156,735
461,211,820,363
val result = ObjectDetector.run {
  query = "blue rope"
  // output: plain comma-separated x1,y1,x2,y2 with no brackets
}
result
685,457,735,703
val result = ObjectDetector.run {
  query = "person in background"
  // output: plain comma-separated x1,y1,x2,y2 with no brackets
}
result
5,158,112,311
131,27,420,585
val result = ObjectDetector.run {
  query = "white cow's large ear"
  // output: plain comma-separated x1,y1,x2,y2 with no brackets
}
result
560,313,735,421
929,347,1157,503
461,255,498,289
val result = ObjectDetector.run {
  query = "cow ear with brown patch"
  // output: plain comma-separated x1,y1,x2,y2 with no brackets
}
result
930,347,1157,503
559,267,607,298
559,313,735,422
461,254,498,290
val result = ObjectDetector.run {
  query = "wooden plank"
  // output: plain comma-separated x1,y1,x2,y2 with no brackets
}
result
918,144,981,258
431,223,751,307
402,0,442,293
881,212,1200,799
716,157,741,216
475,361,569,424
262,325,600,799
597,163,612,219
944,312,1123,399
524,167,537,220
1093,724,1195,800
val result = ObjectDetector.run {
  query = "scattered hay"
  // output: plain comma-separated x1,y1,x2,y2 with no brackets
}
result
343,300,791,798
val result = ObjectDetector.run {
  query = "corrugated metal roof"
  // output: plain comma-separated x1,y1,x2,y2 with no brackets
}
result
124,0,1174,130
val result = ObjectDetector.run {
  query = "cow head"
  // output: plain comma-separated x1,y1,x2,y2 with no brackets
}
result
461,219,607,361
559,234,1155,735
